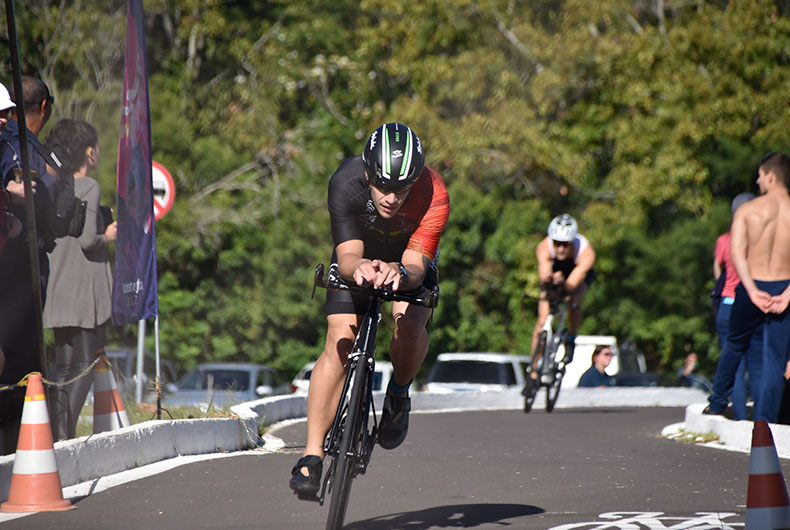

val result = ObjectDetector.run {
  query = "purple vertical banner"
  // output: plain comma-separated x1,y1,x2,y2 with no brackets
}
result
112,0,158,325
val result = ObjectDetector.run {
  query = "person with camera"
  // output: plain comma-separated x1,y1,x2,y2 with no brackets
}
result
0,84,22,255
289,123,450,498
43,119,117,440
0,75,57,453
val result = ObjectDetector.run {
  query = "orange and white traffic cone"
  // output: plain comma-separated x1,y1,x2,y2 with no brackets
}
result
93,353,130,434
0,373,74,512
746,420,790,529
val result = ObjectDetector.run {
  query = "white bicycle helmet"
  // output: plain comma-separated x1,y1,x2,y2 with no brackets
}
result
547,214,578,242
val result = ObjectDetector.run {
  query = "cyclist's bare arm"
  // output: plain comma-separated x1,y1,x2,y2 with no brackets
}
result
535,238,555,286
565,244,596,292
336,239,370,284
398,249,431,291
335,240,426,291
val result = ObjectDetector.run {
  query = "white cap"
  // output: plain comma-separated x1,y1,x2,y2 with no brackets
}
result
0,83,15,111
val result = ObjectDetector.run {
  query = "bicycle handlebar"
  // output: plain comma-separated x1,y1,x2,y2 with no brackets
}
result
312,264,439,308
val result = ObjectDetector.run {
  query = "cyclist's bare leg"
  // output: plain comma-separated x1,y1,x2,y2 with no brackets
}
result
529,297,551,379
299,313,361,476
388,300,432,389
567,283,588,335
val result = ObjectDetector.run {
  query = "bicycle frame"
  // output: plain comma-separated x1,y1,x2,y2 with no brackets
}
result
524,288,571,413
539,296,569,381
311,263,438,529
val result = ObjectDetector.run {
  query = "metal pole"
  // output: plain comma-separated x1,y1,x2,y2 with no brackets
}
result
135,319,145,404
154,315,161,420
4,0,47,377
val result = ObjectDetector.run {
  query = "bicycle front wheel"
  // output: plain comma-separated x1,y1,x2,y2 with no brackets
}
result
325,355,369,530
545,365,564,412
545,341,565,412
524,331,547,413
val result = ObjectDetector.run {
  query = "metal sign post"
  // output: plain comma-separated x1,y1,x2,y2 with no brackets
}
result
135,161,174,411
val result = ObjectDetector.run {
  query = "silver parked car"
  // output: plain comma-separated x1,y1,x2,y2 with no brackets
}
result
164,362,289,409
104,347,178,396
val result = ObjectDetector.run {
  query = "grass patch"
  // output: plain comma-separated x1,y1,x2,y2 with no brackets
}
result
664,427,720,445
74,396,238,438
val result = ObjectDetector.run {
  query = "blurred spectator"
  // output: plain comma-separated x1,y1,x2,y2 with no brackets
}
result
578,345,614,388
0,85,22,253
0,76,56,454
676,351,698,386
676,351,713,392
43,119,116,440
712,192,758,419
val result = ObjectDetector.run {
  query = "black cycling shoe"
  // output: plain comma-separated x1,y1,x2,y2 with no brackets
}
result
289,455,322,500
563,341,575,364
378,394,411,450
521,377,533,397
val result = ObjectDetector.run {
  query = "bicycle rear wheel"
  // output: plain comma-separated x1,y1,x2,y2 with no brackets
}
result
524,331,547,413
325,354,369,530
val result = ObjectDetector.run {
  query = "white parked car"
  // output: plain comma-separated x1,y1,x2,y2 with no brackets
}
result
291,360,394,395
423,352,531,393
164,362,289,409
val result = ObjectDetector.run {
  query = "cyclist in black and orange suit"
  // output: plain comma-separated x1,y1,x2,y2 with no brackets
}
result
290,122,450,498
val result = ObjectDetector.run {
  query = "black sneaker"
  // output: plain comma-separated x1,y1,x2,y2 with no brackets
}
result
378,394,410,450
702,405,725,417
289,455,322,500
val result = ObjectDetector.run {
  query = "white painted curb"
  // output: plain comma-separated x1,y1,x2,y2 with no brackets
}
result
681,402,790,458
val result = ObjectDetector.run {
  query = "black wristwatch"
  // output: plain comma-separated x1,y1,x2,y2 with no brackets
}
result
396,262,409,282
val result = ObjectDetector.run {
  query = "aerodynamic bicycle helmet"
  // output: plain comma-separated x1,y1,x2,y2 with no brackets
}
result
547,214,578,242
362,122,425,193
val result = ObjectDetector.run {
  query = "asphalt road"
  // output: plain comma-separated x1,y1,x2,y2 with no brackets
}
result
6,407,748,529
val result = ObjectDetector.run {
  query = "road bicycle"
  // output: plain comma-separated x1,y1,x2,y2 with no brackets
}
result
311,263,439,530
523,285,572,413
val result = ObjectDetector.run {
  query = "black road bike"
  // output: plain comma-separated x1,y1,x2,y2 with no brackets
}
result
523,287,571,413
311,264,439,530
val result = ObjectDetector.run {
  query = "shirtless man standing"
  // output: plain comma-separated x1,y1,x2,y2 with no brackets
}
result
705,152,790,422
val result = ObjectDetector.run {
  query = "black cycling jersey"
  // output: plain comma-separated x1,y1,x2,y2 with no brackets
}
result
325,156,449,315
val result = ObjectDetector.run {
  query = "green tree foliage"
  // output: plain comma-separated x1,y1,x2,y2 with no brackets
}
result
2,1,789,380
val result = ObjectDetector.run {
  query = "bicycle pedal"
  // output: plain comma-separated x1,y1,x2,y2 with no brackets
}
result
294,491,321,503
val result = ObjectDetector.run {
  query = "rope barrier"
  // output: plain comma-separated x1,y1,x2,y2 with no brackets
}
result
1,357,263,445
0,373,31,393
42,354,105,388
0,352,110,393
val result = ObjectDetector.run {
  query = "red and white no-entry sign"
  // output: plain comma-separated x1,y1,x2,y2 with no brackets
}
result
152,161,175,221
